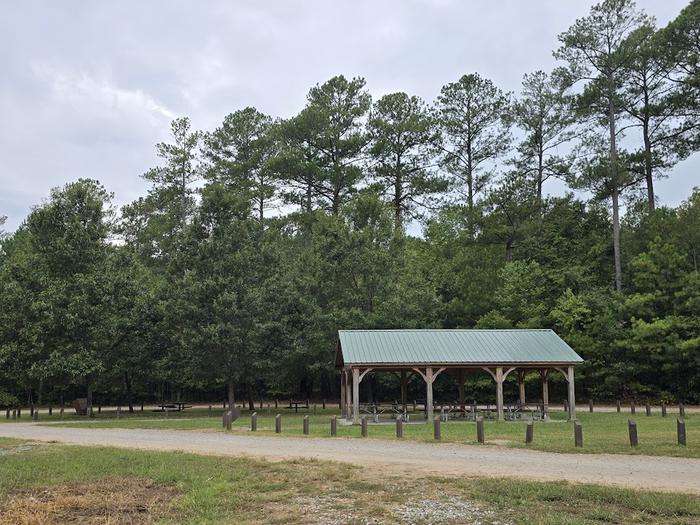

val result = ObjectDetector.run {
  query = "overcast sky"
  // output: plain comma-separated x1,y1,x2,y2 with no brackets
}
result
1,0,698,232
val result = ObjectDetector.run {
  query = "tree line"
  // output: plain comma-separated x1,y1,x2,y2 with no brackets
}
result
1,0,699,410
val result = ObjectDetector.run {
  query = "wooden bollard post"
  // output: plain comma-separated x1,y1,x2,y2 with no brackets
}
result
413,400,416,412
98,405,101,414
396,418,403,438
48,406,52,416
589,399,593,413
275,414,281,433
616,400,621,413
679,402,685,418
274,399,278,409
30,405,34,417
645,403,651,416
223,400,226,408
662,403,667,417
259,399,263,409
330,416,337,436
222,411,228,429
141,403,144,412
251,412,257,431
303,415,310,435
628,419,638,447
574,421,583,448
433,417,441,440
678,417,687,446
476,416,485,444
361,416,368,437
525,420,534,445
630,400,636,414
563,399,568,413
322,399,326,409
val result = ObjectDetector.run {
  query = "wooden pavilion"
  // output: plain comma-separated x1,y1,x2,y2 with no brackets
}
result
336,329,583,423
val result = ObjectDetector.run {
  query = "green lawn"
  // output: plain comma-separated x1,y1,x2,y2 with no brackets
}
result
33,406,699,458
0,438,698,524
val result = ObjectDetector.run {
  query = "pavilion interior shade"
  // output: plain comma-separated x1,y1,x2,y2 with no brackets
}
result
338,329,583,365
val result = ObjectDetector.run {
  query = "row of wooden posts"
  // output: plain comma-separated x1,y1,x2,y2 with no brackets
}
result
222,412,691,447
583,399,686,417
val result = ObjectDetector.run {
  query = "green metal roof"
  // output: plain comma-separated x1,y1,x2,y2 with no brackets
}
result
337,329,582,366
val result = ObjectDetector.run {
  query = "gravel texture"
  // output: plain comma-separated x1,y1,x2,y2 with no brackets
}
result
1,423,698,494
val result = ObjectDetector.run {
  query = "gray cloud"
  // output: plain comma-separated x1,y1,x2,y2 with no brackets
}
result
0,0,697,232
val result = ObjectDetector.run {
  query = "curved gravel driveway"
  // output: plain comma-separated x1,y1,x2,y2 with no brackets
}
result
1,423,698,494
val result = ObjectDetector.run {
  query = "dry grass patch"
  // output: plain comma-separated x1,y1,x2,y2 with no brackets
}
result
0,477,180,525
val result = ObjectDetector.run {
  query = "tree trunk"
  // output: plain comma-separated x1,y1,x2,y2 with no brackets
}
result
247,384,254,411
227,378,235,409
124,371,134,413
643,123,655,212
37,379,43,405
86,380,93,416
394,173,403,235
608,76,622,292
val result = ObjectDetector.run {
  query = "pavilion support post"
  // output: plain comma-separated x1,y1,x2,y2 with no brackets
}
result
352,368,360,424
426,368,434,421
400,370,408,413
345,369,352,420
496,366,504,421
457,370,466,410
340,370,346,418
567,365,576,420
517,371,526,405
541,370,549,419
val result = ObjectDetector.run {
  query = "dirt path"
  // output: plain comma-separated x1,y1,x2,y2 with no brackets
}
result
1,423,698,494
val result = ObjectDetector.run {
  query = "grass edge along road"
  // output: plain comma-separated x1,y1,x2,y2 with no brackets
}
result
1,438,700,525
26,407,700,459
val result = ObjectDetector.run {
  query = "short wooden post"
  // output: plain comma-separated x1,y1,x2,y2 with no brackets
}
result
679,402,685,418
413,400,416,412
589,399,593,413
563,399,568,413
628,419,638,447
476,416,485,444
303,415,309,435
251,412,257,431
322,399,326,409
141,403,144,412
48,406,52,416
30,405,34,417
59,407,64,419
525,420,534,444
645,403,651,416
98,405,102,414
361,416,368,437
574,421,583,448
662,403,667,417
396,418,403,438
330,416,337,436
677,418,686,446
630,400,635,414
222,411,228,429
223,400,226,408
616,400,621,413
274,399,278,409
275,414,281,433
433,417,441,440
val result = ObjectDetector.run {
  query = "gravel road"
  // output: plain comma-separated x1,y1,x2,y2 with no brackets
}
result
1,423,698,494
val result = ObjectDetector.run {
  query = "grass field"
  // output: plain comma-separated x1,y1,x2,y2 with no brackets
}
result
1,438,699,524
17,405,697,458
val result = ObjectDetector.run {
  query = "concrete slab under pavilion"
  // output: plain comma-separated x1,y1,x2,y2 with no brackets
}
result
335,329,583,423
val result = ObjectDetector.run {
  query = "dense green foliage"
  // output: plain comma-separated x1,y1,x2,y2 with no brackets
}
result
1,0,699,408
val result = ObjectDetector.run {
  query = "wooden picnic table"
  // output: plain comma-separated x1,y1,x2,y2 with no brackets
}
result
286,400,309,413
155,402,191,412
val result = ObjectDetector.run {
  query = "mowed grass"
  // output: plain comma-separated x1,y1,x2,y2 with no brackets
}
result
36,406,700,458
0,439,699,524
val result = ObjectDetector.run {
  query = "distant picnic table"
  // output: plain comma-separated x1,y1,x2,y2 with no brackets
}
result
285,400,309,413
154,402,192,412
